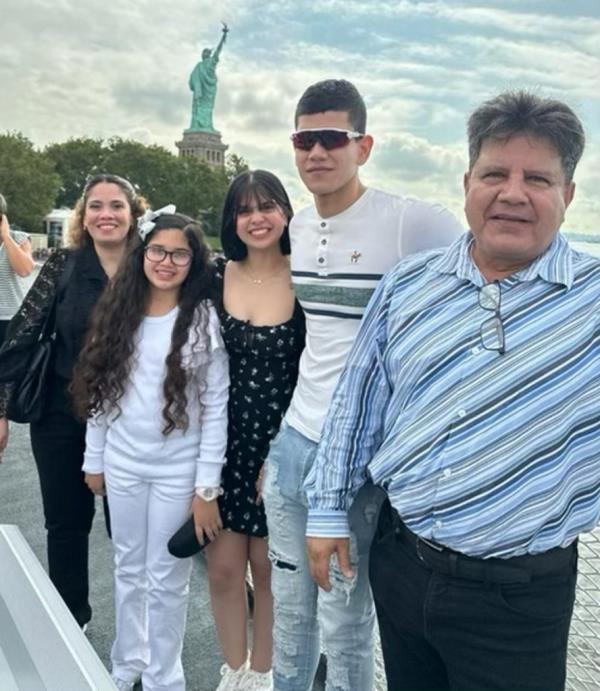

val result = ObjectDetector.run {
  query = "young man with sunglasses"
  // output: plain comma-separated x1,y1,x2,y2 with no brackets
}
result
305,91,598,691
262,79,463,691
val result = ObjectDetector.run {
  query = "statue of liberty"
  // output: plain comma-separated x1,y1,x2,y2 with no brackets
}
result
188,23,229,133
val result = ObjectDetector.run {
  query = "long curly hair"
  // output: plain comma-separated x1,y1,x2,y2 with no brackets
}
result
72,212,215,435
67,173,147,248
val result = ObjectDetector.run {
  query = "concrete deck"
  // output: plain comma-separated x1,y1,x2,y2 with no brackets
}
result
1,422,598,690
0,423,283,690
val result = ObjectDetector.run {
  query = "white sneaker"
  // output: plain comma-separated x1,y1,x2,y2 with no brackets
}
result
215,660,249,691
239,668,273,690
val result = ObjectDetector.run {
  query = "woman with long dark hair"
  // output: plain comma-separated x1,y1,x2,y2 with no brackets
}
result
0,174,146,628
208,171,305,691
72,209,229,691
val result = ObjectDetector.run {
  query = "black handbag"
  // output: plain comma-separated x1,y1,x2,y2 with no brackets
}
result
6,324,55,422
168,515,214,558
1,253,76,423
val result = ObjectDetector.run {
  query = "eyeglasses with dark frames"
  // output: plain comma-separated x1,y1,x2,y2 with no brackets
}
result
144,244,193,267
478,281,506,355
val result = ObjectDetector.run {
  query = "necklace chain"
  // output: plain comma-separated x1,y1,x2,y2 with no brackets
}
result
242,263,288,285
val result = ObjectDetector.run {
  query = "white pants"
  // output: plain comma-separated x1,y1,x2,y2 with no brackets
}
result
106,460,194,691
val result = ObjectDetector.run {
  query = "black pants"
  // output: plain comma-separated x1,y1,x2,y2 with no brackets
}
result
0,319,9,347
370,500,577,691
30,409,95,627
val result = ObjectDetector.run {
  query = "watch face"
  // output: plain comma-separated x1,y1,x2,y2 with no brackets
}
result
197,487,222,501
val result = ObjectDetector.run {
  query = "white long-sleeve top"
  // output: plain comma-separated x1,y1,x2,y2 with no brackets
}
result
82,303,229,488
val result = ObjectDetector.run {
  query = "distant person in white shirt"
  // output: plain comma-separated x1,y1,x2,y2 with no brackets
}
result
261,78,463,691
0,194,35,345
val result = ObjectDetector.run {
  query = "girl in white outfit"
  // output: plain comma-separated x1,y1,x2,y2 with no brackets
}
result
72,208,229,691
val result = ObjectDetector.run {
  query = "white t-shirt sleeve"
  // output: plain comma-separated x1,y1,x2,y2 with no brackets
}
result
82,412,109,474
194,305,230,488
399,200,464,257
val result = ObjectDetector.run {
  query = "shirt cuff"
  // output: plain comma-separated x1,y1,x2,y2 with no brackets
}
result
82,454,104,475
306,509,350,538
194,461,223,489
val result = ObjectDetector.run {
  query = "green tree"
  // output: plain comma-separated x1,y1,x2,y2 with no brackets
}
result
13,132,239,238
45,138,106,208
172,157,227,236
101,138,229,236
0,132,60,232
102,138,181,205
225,152,250,181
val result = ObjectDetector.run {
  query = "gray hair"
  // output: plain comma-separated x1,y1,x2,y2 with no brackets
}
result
467,90,585,182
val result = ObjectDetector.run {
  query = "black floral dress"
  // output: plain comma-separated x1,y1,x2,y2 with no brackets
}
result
215,258,305,537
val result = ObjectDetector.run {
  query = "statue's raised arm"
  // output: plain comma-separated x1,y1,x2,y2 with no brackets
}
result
187,23,229,133
213,22,228,64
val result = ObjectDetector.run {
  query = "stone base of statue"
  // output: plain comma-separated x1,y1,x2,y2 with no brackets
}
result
176,130,228,168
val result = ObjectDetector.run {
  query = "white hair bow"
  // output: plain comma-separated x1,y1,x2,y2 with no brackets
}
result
137,204,177,241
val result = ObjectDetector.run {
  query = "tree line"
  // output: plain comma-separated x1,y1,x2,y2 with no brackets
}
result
0,132,249,237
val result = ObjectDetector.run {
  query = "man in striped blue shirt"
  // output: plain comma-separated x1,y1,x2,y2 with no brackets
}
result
305,91,599,691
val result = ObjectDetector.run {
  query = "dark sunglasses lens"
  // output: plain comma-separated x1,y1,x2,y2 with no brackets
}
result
292,132,316,150
292,130,349,151
318,131,349,150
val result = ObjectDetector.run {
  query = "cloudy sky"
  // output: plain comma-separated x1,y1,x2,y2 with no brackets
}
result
2,0,599,232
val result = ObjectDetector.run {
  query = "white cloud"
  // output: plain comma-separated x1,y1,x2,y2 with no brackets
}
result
311,0,600,40
0,0,598,230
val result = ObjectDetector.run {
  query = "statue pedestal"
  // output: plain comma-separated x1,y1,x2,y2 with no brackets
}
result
176,130,228,168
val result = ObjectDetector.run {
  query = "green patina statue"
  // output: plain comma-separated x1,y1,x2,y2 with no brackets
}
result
188,23,229,133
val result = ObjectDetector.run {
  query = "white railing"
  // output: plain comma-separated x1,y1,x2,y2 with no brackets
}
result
567,529,600,690
371,528,600,691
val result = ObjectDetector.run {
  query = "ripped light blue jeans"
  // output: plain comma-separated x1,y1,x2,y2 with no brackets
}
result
263,421,380,691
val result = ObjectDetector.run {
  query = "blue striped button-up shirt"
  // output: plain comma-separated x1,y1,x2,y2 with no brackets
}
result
305,232,600,557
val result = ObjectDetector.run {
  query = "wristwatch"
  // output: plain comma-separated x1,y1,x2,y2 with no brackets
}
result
195,486,224,502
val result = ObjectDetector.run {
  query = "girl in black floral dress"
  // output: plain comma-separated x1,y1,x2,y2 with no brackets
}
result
207,171,304,691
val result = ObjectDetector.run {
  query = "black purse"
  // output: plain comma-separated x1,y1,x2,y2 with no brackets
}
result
6,322,55,422
168,515,214,558
1,253,76,423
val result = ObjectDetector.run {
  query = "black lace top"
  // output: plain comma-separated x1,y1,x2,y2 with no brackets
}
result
0,245,108,417
0,250,69,416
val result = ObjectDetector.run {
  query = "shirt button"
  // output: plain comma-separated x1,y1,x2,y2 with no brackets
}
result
435,520,443,529
471,346,480,355
320,221,327,228
457,409,466,418
318,257,325,264
443,468,451,478
321,238,328,245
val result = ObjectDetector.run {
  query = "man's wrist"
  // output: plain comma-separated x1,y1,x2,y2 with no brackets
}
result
306,509,350,538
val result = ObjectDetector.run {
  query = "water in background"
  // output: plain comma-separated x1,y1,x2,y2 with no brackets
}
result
571,241,600,258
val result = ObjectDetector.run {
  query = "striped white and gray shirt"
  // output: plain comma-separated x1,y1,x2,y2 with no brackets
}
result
0,229,31,321
286,187,464,442
306,232,600,558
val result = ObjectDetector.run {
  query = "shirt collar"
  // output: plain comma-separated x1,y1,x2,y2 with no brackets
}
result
430,232,573,289
77,243,108,282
